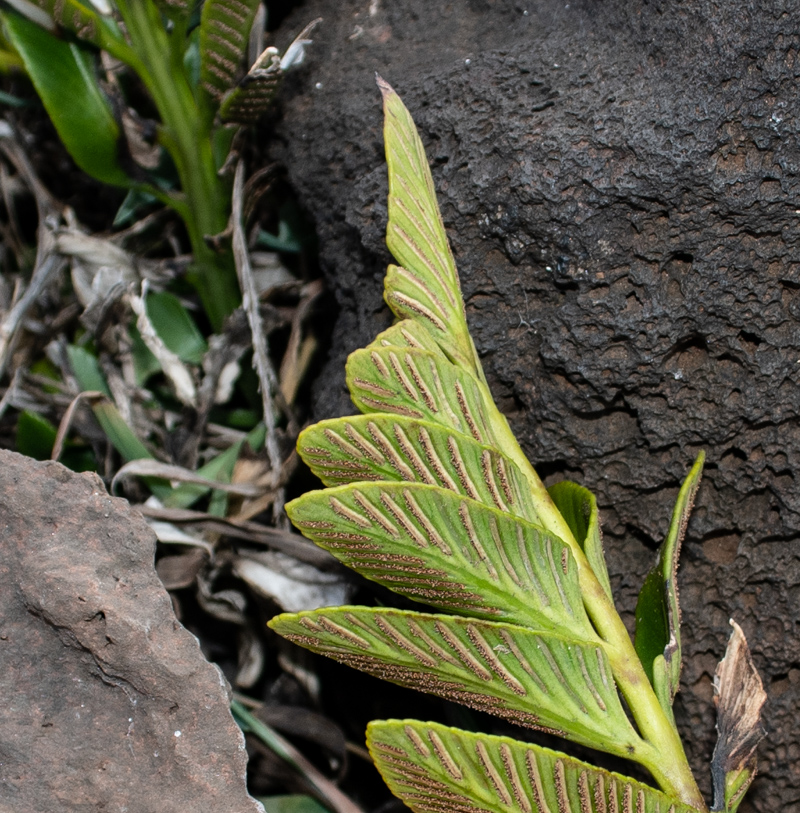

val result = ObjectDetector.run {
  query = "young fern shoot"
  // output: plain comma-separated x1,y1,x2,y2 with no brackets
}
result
270,78,765,813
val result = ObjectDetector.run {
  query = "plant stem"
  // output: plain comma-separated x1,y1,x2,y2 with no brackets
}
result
489,414,706,809
115,1,240,331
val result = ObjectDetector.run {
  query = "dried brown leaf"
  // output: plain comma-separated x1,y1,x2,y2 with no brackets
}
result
156,548,208,590
711,619,767,812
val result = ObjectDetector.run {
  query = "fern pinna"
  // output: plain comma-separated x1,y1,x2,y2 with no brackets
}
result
270,78,764,813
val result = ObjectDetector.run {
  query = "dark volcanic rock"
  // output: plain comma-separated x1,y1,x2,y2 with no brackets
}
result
271,1,800,809
0,450,263,813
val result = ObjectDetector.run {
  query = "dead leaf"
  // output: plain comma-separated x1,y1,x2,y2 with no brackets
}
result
234,550,353,612
711,619,767,812
156,548,208,590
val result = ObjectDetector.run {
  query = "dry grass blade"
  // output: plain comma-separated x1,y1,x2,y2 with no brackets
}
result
279,279,323,407
139,504,338,569
0,229,64,379
50,389,105,461
0,132,67,378
231,160,282,486
112,459,268,496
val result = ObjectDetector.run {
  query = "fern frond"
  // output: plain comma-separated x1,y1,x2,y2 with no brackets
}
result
271,78,710,812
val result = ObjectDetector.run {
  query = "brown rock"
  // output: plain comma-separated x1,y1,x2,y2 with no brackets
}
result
0,450,263,813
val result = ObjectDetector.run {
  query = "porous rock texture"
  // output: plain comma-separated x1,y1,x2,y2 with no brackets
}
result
0,450,263,813
271,1,800,808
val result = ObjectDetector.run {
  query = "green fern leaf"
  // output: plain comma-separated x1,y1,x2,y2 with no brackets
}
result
199,0,262,101
346,344,504,446
548,481,613,600
367,319,444,355
378,77,481,379
367,720,699,813
273,79,711,810
270,607,644,758
298,414,534,515
635,452,704,714
218,45,282,123
285,482,593,635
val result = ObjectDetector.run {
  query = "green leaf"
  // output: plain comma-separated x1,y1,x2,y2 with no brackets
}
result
367,721,698,813
347,343,502,448
548,481,612,600
91,400,157,464
199,0,262,101
634,452,705,711
286,481,594,636
145,290,207,364
15,409,56,459
270,607,642,759
218,46,282,123
3,10,131,187
163,423,265,510
378,77,480,379
256,796,328,813
298,414,535,519
66,344,111,397
114,188,158,227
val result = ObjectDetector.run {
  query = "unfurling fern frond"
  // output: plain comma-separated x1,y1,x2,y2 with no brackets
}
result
270,78,765,813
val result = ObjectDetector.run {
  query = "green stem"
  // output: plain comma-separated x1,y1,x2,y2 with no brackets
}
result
489,413,706,809
116,1,240,330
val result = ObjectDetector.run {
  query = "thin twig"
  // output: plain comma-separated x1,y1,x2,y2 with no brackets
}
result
51,390,105,462
230,161,282,488
0,134,66,379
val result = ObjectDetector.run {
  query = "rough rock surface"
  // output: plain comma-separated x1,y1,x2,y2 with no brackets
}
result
0,450,263,813
271,1,800,808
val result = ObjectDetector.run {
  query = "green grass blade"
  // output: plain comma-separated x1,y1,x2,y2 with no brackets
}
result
3,11,131,187
200,0,261,102
634,452,704,709
270,607,642,758
548,481,612,600
286,482,594,636
367,721,698,813
379,77,480,378
145,290,207,364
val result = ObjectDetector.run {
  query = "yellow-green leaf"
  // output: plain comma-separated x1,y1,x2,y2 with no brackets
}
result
286,482,593,636
271,607,642,758
368,721,698,813
549,480,612,600
379,77,481,378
